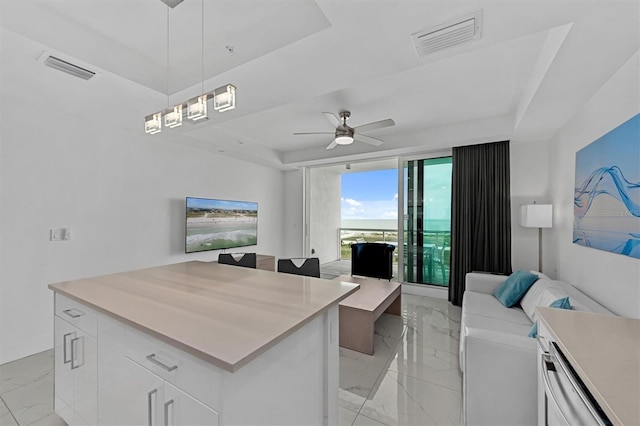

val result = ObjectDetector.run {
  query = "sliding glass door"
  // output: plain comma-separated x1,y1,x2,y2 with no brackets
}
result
403,157,452,286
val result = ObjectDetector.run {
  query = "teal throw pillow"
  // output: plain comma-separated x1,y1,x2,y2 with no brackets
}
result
528,297,571,338
493,270,539,308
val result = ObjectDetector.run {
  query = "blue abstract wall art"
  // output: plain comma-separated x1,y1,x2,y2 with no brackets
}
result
573,113,640,259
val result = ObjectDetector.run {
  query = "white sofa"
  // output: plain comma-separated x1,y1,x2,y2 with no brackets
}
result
459,272,612,426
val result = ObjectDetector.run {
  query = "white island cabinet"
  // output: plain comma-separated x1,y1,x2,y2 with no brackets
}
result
50,261,359,426
536,307,640,426
54,294,98,426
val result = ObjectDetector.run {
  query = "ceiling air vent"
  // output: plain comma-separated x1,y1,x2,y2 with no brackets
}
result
412,11,482,58
44,56,95,80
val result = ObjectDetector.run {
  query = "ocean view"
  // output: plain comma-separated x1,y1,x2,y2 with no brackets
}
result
341,218,451,231
341,219,397,230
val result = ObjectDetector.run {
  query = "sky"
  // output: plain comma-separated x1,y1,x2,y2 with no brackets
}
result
341,169,398,220
187,197,257,211
341,162,453,221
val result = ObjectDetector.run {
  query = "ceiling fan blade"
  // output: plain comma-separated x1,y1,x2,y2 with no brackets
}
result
322,112,341,127
353,118,395,134
326,139,338,150
293,132,334,135
355,134,384,146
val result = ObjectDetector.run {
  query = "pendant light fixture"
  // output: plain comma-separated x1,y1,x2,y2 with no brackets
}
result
165,6,182,129
144,0,236,135
187,94,208,121
213,84,236,112
144,112,162,134
186,0,208,121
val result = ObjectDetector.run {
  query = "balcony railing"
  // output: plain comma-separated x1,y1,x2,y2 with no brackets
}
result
339,227,450,286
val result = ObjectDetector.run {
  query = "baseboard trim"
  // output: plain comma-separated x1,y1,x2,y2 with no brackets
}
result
402,283,448,299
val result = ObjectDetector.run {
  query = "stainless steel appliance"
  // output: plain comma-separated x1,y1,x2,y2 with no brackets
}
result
539,342,611,425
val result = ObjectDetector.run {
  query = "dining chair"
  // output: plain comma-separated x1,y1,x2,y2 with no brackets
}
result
277,258,321,278
218,252,257,268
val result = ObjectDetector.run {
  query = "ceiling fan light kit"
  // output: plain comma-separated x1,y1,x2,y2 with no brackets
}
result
335,136,354,145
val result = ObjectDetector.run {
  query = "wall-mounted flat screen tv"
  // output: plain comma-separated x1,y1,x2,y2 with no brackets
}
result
185,197,258,253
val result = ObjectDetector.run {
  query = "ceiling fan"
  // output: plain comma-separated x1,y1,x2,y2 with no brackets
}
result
294,111,395,150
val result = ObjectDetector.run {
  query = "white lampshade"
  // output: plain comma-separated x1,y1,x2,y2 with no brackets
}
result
520,204,553,228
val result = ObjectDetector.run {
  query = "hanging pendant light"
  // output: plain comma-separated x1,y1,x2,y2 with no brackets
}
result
187,0,208,122
144,1,237,134
187,94,208,121
164,104,183,128
213,84,236,112
145,112,163,134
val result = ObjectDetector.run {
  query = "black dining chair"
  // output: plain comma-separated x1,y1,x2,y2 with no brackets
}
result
277,258,321,278
218,253,257,268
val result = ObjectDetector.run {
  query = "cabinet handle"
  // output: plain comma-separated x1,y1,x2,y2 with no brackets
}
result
540,354,571,425
63,308,84,319
163,399,174,426
146,353,178,372
147,389,157,426
550,343,608,425
62,332,76,364
70,336,84,370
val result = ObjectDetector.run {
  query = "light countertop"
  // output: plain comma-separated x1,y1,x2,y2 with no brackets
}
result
537,307,640,426
49,261,359,372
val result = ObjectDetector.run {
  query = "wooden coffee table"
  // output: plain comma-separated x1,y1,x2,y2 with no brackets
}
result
335,275,402,355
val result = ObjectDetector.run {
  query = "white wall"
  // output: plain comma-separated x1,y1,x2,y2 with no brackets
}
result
547,50,640,318
510,141,551,273
309,168,341,264
0,96,285,364
283,169,304,258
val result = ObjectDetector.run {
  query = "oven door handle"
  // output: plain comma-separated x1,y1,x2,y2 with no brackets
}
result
550,344,608,426
541,353,572,426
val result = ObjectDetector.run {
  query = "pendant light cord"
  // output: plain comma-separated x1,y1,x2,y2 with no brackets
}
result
201,0,205,94
166,6,170,107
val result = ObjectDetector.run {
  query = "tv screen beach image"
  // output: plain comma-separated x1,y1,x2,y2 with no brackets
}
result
186,198,258,253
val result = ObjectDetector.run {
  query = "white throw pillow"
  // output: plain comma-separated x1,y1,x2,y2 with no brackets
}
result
530,271,550,280
520,280,568,322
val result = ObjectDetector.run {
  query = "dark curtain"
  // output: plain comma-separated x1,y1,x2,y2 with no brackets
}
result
449,141,512,306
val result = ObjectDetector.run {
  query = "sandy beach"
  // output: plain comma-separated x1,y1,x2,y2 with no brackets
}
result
187,215,256,226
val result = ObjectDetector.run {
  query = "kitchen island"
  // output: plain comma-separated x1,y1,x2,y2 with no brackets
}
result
537,307,640,426
49,261,359,426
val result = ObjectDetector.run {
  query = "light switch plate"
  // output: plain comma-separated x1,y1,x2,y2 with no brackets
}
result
50,228,71,241
50,228,62,241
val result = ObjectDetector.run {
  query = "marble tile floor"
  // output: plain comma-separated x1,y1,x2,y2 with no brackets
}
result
0,350,65,426
0,294,461,426
339,294,462,426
